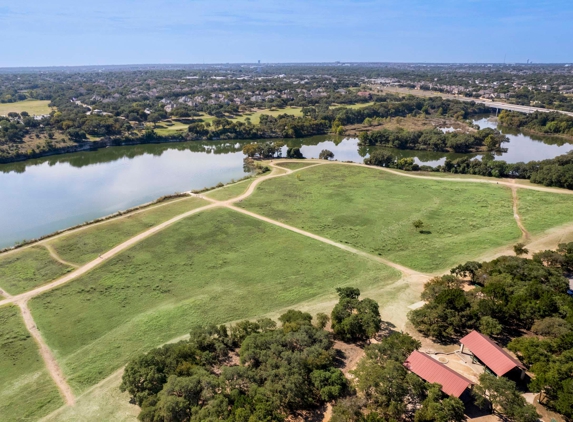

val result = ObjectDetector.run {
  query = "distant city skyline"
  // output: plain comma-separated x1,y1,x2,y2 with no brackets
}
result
2,0,572,67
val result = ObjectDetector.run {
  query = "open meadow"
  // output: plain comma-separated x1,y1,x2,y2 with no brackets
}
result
29,208,400,393
0,100,53,116
239,164,526,272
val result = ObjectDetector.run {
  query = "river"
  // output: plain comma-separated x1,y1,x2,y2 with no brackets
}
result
0,116,572,248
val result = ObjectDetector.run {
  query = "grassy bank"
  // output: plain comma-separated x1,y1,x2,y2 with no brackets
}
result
30,208,400,393
47,197,208,265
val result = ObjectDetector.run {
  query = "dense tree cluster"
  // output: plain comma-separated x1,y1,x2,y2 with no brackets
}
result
359,127,508,153
409,245,573,342
120,310,349,421
409,246,573,418
331,287,382,342
331,332,466,422
499,110,573,137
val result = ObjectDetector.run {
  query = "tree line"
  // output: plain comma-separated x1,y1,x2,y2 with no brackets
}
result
358,127,508,153
498,110,573,137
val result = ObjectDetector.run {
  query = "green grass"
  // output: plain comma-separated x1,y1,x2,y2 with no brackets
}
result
0,100,53,116
232,107,303,124
517,189,573,235
332,102,375,109
0,246,73,295
47,197,207,265
275,161,318,170
153,120,190,136
30,208,400,393
0,305,63,421
205,179,254,201
239,164,523,272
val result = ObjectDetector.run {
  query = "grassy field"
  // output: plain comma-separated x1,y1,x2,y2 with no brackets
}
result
205,178,255,201
239,164,523,272
275,161,319,170
233,107,303,124
517,189,573,235
0,246,73,295
153,120,190,136
48,197,208,265
0,305,63,421
0,100,53,115
30,208,400,393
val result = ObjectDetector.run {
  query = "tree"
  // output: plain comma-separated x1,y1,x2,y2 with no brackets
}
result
319,149,335,160
479,316,502,336
412,220,424,231
473,373,539,422
415,384,465,422
331,288,382,341
364,150,394,167
287,147,304,159
315,313,330,329
513,243,529,256
147,113,162,127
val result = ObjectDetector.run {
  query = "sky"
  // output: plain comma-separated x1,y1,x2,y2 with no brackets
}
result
1,0,572,67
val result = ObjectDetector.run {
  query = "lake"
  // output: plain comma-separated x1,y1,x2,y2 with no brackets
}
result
1,117,572,248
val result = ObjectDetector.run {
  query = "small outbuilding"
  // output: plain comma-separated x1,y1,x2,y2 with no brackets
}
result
459,330,526,379
404,351,474,401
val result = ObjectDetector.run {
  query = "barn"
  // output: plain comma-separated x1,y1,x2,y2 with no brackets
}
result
459,330,526,380
404,350,474,401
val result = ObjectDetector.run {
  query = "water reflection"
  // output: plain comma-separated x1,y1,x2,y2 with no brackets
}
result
1,117,572,248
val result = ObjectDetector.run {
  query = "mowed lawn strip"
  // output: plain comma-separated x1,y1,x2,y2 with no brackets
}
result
47,197,208,265
516,189,573,235
0,305,63,421
30,208,400,393
239,164,522,272
0,246,73,295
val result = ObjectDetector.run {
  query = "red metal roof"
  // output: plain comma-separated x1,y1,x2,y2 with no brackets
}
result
403,351,473,397
460,330,525,377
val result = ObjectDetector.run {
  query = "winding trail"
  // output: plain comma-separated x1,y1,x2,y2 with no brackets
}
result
18,300,75,406
44,244,80,268
2,158,573,413
511,185,530,241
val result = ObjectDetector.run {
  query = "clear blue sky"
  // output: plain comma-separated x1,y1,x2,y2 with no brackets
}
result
2,0,572,67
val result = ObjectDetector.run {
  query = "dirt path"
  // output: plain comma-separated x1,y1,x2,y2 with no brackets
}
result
44,244,80,268
0,287,12,298
4,159,573,415
18,301,75,406
511,186,530,241
0,201,219,308
228,204,425,277
0,194,197,259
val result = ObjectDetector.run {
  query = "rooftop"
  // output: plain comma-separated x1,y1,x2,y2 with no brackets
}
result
460,330,525,377
404,351,473,398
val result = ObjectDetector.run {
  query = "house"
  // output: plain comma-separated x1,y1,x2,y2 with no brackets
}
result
404,351,473,401
459,331,526,379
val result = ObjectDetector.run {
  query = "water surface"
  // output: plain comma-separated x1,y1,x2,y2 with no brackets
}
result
1,117,572,248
